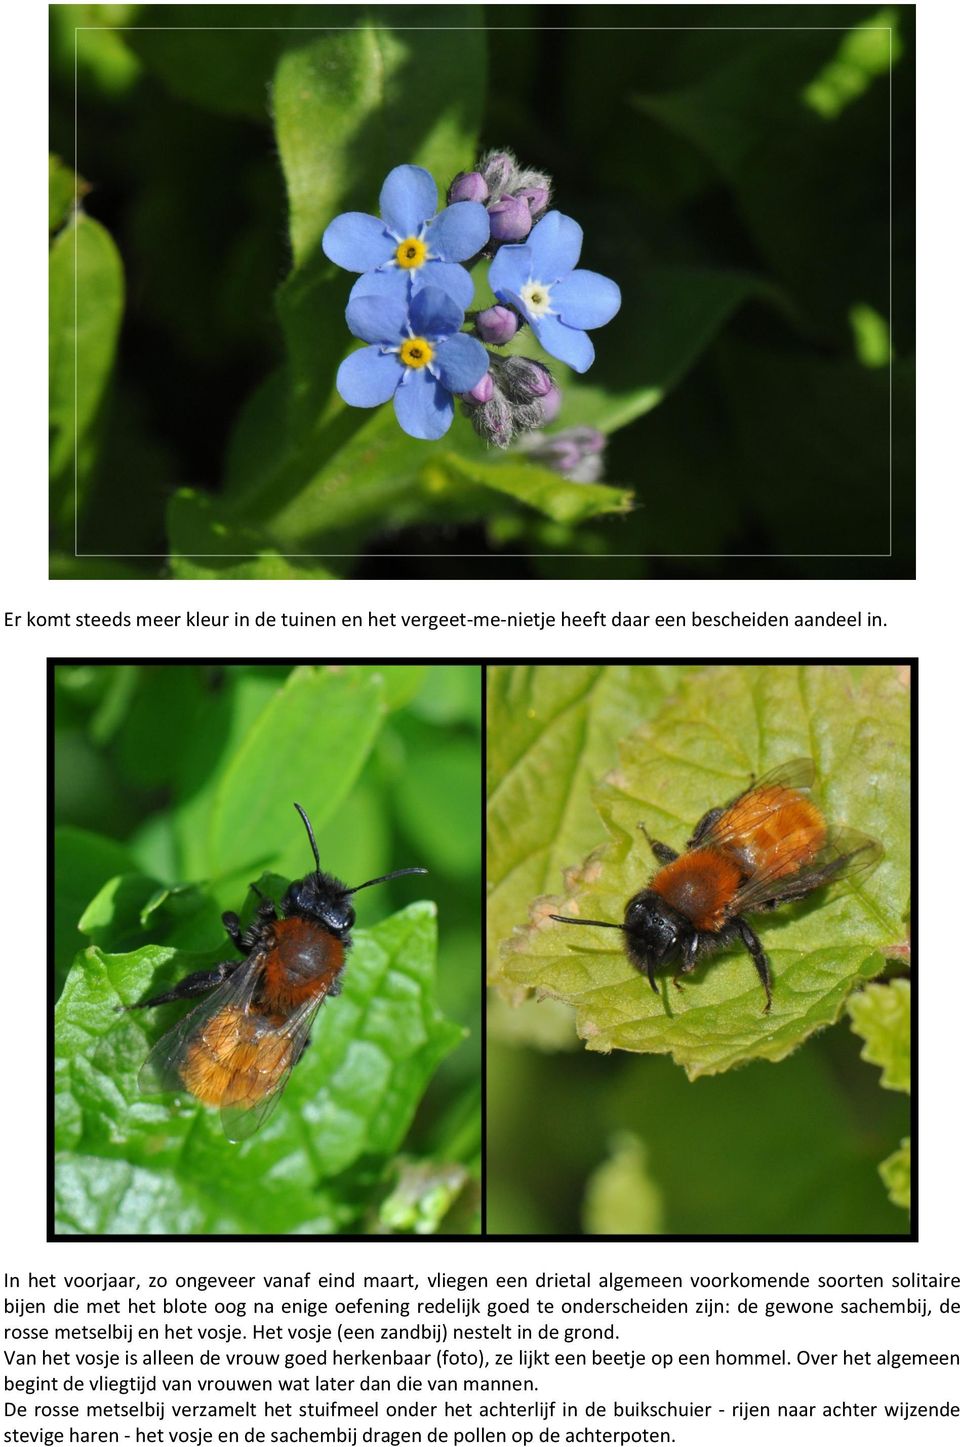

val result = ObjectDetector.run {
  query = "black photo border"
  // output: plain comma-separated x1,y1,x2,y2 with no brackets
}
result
47,656,916,1245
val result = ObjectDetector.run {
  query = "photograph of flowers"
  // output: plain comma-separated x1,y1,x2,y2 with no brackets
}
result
50,4,914,579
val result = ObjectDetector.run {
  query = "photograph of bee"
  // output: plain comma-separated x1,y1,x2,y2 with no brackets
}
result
487,663,914,1241
51,661,481,1239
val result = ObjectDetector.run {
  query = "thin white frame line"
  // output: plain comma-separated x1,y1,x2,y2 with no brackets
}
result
70,23,900,564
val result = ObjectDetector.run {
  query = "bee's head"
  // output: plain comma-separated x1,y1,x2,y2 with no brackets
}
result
620,889,686,981
281,803,426,938
549,888,687,997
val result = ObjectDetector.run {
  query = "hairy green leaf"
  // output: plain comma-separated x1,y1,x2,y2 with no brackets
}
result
269,11,485,451
433,452,632,524
498,665,909,1078
55,901,459,1235
274,12,485,267
848,978,910,1092
487,665,686,979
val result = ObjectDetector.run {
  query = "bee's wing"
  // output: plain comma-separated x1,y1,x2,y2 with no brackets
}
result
698,758,816,848
137,955,263,1097
729,826,883,917
218,988,331,1144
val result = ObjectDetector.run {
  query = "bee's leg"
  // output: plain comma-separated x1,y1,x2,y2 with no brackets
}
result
687,806,725,849
638,822,678,865
222,911,248,953
735,917,773,1014
231,895,280,952
672,932,701,992
120,960,240,1011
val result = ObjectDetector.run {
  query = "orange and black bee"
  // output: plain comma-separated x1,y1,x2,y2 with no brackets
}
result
123,803,426,1141
550,760,881,1013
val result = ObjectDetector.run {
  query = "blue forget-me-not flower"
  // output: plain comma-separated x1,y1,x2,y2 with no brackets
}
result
322,164,489,310
488,212,621,372
336,285,489,440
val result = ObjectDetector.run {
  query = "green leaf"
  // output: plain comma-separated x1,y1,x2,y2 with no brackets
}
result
55,901,461,1236
49,155,82,234
124,7,286,121
204,666,387,881
487,665,687,979
273,12,485,268
375,1159,474,1236
497,665,910,1079
879,1137,910,1211
257,10,486,512
848,978,911,1092
432,452,632,524
167,489,336,579
54,828,136,997
582,1132,664,1235
49,212,124,504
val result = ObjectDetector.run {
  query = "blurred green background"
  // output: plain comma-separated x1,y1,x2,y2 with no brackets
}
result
53,663,481,1234
49,4,913,579
487,1024,910,1236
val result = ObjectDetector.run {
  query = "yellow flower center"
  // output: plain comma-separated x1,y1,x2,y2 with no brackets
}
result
400,336,433,369
395,236,428,269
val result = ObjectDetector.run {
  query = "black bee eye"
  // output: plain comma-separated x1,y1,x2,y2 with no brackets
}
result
342,904,356,931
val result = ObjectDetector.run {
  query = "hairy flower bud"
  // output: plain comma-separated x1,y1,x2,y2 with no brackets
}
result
447,170,489,205
466,389,513,448
496,356,554,404
519,426,607,482
478,150,515,199
488,194,532,242
474,304,519,346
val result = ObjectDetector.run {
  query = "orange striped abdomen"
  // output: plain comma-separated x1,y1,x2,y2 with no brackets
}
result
721,787,827,881
179,1005,292,1108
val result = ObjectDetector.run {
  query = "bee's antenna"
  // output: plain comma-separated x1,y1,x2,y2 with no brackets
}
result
348,867,428,895
550,914,624,930
293,802,321,873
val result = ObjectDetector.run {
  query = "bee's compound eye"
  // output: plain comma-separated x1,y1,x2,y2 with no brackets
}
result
342,905,356,931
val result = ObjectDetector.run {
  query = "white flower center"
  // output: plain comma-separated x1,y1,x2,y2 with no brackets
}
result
520,280,553,319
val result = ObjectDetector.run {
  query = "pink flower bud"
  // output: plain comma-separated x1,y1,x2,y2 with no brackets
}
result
448,171,489,204
488,195,532,242
474,305,519,345
462,373,494,405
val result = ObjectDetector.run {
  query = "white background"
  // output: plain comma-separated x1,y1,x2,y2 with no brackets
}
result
4,0,957,1441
